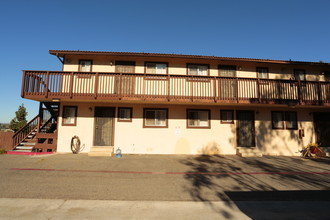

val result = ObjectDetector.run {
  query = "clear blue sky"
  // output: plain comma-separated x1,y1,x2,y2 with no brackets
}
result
1,0,329,123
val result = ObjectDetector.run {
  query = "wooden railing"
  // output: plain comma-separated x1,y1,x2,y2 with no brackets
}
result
12,115,39,147
21,71,330,106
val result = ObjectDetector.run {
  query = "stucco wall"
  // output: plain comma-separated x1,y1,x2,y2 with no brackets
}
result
56,102,318,156
62,55,329,81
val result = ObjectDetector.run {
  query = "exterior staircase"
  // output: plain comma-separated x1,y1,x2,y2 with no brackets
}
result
88,147,114,156
11,102,59,153
236,147,263,157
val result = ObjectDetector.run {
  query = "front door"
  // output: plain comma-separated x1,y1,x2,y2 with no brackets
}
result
237,111,255,147
94,107,115,146
314,112,330,148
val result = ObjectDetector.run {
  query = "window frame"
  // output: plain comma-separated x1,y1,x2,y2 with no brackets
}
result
256,67,269,79
117,107,133,122
144,62,169,80
145,62,168,74
187,63,210,76
79,60,93,72
220,110,234,124
62,106,77,126
187,109,211,129
271,111,297,130
293,69,306,81
115,61,136,73
143,108,168,128
219,65,237,77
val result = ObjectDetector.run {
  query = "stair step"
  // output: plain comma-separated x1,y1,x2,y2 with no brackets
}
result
237,147,263,157
20,142,36,146
15,146,34,150
88,147,114,157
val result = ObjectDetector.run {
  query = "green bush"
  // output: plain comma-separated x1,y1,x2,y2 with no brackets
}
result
0,148,7,154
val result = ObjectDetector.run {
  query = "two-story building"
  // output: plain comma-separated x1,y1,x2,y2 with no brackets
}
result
15,50,330,156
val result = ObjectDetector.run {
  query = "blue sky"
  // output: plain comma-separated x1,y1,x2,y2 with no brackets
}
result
0,0,329,123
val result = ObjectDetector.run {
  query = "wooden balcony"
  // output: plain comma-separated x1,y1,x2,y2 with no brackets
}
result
21,71,330,106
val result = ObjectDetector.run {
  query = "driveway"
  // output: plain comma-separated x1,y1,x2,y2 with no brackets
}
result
0,154,329,219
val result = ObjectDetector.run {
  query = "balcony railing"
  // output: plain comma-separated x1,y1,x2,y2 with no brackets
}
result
21,71,330,106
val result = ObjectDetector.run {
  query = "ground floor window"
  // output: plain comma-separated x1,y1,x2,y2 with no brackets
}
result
187,109,210,128
118,107,132,122
220,110,234,124
272,111,297,130
62,106,77,126
144,108,168,128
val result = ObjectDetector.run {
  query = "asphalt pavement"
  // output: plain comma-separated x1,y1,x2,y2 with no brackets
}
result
0,153,329,219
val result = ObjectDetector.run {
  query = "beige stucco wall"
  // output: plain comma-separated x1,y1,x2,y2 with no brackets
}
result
62,55,329,82
56,102,319,156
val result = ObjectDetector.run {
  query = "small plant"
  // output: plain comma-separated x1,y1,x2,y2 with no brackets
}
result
0,148,7,154
300,143,326,158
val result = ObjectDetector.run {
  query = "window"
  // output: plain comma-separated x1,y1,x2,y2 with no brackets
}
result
145,62,168,74
272,111,297,130
62,106,77,126
324,71,330,81
144,108,168,128
294,69,306,81
115,61,136,73
221,110,234,124
118,107,132,122
187,109,210,128
257,67,269,79
79,60,92,72
187,64,209,76
219,65,236,77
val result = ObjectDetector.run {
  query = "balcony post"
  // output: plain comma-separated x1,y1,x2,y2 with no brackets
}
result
94,72,99,99
236,77,239,103
119,73,123,99
21,71,26,98
297,80,302,104
45,72,49,98
213,77,217,102
257,78,261,103
167,75,170,101
317,81,322,105
70,72,74,99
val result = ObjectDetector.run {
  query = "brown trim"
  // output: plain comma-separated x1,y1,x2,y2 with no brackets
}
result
143,108,168,128
186,109,211,129
117,107,133,122
220,110,234,124
62,106,77,126
79,60,93,72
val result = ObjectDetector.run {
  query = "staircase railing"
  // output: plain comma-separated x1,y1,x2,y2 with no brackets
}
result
12,115,39,148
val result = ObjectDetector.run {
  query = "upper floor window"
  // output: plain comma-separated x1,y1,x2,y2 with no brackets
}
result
115,61,136,73
324,71,330,81
219,65,236,77
145,62,168,74
144,108,168,128
79,60,92,72
294,69,306,81
187,64,209,76
257,67,269,79
187,109,210,128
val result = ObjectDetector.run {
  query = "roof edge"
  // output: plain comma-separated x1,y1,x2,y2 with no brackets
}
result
49,50,330,66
